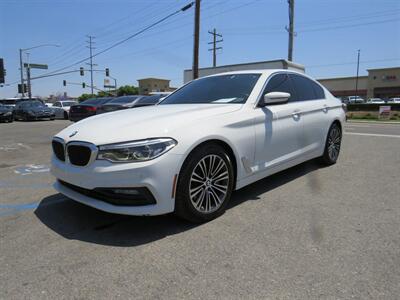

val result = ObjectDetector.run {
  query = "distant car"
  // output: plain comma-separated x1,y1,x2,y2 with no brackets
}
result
0,103,14,123
97,95,147,114
52,100,78,119
13,100,55,121
98,95,166,114
367,98,385,104
347,96,364,104
388,97,400,104
69,97,114,122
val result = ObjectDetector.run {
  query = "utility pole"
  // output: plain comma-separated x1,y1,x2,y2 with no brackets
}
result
86,35,96,95
208,29,223,67
19,49,25,97
355,49,361,99
192,0,200,79
26,52,32,99
287,0,295,61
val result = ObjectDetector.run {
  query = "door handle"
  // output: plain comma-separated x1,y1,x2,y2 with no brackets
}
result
291,110,301,119
322,105,329,113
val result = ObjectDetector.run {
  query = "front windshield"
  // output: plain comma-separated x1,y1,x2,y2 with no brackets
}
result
161,74,261,105
22,101,45,108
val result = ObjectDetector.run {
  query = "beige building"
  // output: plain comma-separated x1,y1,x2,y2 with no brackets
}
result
137,78,172,95
318,67,400,99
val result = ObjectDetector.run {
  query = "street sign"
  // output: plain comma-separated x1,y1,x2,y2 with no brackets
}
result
23,63,48,70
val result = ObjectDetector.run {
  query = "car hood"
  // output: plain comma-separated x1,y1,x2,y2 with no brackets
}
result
56,104,242,145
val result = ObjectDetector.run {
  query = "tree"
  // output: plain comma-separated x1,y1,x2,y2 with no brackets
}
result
78,93,95,102
117,85,139,96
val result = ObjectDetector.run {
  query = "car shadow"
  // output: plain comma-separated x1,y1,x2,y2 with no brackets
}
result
34,159,325,247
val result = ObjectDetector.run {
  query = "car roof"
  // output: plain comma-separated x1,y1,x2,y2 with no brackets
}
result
203,69,306,78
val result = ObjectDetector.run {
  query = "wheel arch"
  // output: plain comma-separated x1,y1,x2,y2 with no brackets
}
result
178,138,238,190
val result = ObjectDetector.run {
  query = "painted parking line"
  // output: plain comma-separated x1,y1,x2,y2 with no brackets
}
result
344,132,400,139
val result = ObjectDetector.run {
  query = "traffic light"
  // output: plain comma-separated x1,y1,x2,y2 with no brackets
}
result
63,80,66,86
82,82,86,88
0,58,5,84
80,67,84,76
105,68,109,77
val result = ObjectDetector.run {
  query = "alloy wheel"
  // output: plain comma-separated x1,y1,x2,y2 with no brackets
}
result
327,125,341,161
189,154,229,214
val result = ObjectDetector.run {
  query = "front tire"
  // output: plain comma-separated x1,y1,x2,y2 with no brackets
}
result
319,122,342,165
175,144,234,223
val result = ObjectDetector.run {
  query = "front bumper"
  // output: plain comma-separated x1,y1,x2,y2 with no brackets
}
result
0,113,13,121
51,152,184,216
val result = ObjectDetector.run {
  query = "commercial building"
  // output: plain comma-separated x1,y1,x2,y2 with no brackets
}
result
318,67,400,100
183,59,305,83
137,78,175,94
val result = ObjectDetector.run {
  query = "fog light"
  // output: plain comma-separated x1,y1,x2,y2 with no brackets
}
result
113,189,140,195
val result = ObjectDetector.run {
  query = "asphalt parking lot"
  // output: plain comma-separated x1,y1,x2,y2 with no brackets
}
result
0,120,399,299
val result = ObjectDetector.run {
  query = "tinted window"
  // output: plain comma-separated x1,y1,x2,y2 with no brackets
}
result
82,97,113,105
312,82,325,99
62,101,77,106
290,74,316,101
161,74,261,105
290,74,325,101
263,73,296,102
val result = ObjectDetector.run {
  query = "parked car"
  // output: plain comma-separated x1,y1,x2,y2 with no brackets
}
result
388,97,400,103
52,100,78,119
97,95,147,114
13,100,55,121
367,98,385,104
98,94,167,114
44,102,53,108
51,70,345,222
0,103,14,122
346,96,364,104
69,97,114,122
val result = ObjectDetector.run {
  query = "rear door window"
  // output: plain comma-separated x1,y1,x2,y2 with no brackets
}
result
290,74,325,101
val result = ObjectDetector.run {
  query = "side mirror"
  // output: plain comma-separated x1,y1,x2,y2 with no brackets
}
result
262,92,290,106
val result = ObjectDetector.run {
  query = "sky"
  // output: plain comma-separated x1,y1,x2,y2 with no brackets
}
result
0,0,399,98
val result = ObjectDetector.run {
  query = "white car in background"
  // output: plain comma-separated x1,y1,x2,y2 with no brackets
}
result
347,96,364,104
388,98,400,103
52,100,78,119
51,70,345,222
367,98,385,104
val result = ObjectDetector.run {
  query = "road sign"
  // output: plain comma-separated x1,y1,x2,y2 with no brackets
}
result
23,63,48,70
379,106,391,119
104,78,116,89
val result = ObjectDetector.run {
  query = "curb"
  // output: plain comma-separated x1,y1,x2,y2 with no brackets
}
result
346,120,400,125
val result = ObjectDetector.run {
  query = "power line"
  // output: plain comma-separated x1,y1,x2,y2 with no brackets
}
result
36,2,195,78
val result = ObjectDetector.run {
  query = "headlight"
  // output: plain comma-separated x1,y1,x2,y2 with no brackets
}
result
4,112,12,116
97,138,177,163
28,110,36,115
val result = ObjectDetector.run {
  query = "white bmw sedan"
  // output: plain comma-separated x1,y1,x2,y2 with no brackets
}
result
51,70,345,222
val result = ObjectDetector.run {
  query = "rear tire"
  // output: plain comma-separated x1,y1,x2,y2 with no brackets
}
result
319,122,342,165
175,144,234,223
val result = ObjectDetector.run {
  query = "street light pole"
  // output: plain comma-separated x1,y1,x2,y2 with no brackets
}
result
19,44,60,99
355,49,360,100
19,49,25,97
